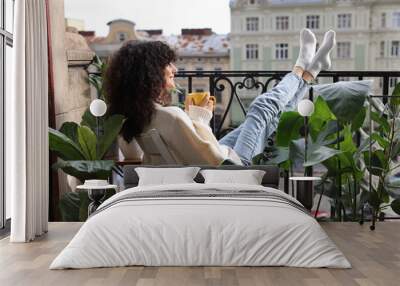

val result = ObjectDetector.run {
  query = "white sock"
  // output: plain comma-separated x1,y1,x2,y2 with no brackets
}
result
307,30,336,79
295,28,317,70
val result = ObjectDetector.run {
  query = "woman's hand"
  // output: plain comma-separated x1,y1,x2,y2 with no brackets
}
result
185,94,214,113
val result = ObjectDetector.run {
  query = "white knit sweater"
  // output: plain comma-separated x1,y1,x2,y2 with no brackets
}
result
139,103,243,166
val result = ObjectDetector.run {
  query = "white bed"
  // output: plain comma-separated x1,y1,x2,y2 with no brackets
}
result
50,183,351,269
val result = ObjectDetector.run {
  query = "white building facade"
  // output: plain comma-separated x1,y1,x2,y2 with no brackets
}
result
229,0,400,124
230,0,400,73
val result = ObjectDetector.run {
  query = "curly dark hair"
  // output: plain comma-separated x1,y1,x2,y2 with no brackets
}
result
105,40,176,143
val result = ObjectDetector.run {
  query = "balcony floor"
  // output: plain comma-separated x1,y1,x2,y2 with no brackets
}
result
0,222,399,286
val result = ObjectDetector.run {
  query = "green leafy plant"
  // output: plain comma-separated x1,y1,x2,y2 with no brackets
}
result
254,85,370,221
88,55,107,101
362,83,400,229
50,55,126,182
49,114,125,182
255,81,400,227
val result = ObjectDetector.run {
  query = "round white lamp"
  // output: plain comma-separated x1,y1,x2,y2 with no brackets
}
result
297,99,315,117
90,99,107,117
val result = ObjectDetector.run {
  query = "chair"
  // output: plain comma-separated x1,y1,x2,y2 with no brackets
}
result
136,129,177,165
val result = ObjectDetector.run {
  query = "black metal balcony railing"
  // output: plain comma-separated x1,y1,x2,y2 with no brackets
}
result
175,70,400,139
89,68,400,152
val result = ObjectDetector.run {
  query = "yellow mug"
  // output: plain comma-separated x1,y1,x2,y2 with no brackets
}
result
187,92,216,106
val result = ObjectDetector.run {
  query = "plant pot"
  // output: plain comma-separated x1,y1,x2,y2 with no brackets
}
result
117,136,143,161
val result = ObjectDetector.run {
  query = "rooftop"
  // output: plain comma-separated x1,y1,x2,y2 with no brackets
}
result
150,32,230,57
106,19,136,26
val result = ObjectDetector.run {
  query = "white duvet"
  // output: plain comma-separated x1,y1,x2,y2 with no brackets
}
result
50,183,351,269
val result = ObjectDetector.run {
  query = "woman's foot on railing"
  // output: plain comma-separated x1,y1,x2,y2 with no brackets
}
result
307,30,336,79
295,28,317,71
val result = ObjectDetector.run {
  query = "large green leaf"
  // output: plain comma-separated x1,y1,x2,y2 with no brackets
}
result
81,108,98,133
315,120,342,146
59,122,79,144
288,137,342,167
276,111,303,147
53,160,114,182
78,126,97,160
49,128,86,161
351,107,366,132
340,125,357,153
323,151,360,179
304,144,343,167
371,133,390,149
309,97,336,141
97,114,125,159
289,138,306,165
391,199,400,215
314,81,369,123
370,111,390,133
264,146,290,165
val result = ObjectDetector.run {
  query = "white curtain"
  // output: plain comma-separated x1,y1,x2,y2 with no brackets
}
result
6,0,49,242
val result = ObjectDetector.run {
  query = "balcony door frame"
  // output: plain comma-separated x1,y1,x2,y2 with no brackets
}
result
0,0,14,231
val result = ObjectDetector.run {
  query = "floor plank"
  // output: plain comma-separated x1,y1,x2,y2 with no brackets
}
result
0,222,399,286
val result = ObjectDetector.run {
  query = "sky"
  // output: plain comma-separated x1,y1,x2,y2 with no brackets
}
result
64,0,231,36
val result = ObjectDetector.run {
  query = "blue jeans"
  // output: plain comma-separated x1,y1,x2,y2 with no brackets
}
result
219,72,308,165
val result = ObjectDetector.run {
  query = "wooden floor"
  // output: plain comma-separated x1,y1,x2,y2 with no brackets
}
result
0,222,399,286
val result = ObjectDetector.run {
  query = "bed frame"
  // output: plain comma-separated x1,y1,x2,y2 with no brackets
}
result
123,165,280,189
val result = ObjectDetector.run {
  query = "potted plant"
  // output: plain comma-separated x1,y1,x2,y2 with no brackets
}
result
255,80,400,228
49,99,125,221
362,83,400,229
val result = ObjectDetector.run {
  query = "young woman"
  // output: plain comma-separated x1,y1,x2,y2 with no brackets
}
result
106,29,336,165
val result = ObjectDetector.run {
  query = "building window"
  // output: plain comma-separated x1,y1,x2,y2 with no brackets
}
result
1,0,15,230
381,12,386,28
117,32,127,42
195,67,204,71
276,16,289,31
249,0,256,4
380,41,385,57
391,41,400,57
246,44,259,60
337,42,351,58
337,13,352,29
306,15,320,30
392,12,400,28
246,17,259,32
275,43,289,60
178,67,185,72
214,67,222,71
390,78,398,88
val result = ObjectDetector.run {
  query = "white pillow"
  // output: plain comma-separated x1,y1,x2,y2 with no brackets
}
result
200,169,266,185
135,167,200,186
